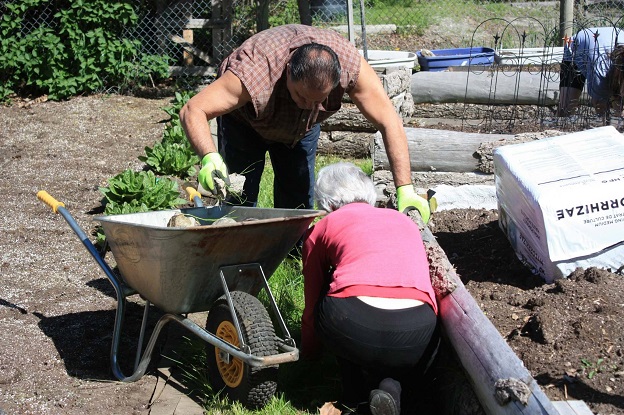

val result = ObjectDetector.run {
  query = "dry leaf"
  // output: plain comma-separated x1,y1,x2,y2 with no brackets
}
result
319,401,342,415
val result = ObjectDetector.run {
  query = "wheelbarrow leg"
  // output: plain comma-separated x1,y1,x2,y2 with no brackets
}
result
135,301,151,371
111,311,178,382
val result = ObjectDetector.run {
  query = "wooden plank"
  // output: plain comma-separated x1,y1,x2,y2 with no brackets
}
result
182,30,194,66
373,127,513,172
149,368,180,415
174,396,206,415
184,18,229,29
170,34,213,65
411,213,560,415
211,0,233,62
551,400,594,415
169,65,217,77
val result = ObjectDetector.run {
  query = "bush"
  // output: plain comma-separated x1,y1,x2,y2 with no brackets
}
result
0,0,170,101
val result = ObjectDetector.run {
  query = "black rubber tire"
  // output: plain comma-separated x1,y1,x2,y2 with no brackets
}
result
206,291,278,408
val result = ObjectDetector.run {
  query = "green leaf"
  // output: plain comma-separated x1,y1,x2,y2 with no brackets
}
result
100,169,186,215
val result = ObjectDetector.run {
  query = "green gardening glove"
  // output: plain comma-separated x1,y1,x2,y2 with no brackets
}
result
396,184,431,224
198,153,230,195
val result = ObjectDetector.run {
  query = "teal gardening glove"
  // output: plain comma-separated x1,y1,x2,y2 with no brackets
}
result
198,153,230,195
396,184,431,224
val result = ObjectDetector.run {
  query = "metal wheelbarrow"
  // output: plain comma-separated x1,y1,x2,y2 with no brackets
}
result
37,190,324,408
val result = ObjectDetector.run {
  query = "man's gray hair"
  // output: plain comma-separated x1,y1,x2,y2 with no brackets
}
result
290,43,341,90
315,162,377,212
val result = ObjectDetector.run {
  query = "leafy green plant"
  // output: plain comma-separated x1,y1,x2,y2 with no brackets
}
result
140,92,200,177
139,142,199,178
161,91,194,145
99,169,186,215
581,357,605,379
0,0,170,101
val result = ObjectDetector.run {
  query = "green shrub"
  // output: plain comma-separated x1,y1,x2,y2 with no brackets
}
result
0,0,170,101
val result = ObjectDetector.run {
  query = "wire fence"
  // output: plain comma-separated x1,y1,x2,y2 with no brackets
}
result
4,0,624,131
5,0,624,80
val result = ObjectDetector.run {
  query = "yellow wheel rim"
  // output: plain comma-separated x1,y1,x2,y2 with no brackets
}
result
215,320,244,388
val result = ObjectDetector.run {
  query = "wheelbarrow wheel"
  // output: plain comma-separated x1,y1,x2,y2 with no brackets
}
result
206,291,278,408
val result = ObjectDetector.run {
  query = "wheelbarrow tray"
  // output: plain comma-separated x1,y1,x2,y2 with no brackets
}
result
95,206,323,314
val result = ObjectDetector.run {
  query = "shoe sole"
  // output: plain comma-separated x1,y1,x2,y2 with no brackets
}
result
369,389,399,415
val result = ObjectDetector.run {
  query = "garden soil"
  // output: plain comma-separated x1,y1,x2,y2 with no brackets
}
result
1,95,623,415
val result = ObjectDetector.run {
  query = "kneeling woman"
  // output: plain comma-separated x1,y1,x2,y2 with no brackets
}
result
301,162,439,415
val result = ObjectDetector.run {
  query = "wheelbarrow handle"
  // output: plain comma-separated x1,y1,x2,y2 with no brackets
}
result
36,189,130,298
37,190,65,214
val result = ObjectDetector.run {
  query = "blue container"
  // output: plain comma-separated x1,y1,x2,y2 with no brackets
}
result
417,47,495,71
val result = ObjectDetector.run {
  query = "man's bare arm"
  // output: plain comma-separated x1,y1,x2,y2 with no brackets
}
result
348,57,412,187
180,70,251,157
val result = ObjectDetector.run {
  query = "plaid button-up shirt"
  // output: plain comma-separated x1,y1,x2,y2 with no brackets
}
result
219,24,361,146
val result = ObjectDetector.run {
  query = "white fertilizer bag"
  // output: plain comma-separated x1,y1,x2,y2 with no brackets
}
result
493,126,624,282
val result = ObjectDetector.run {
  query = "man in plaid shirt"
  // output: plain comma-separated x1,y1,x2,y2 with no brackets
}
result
180,24,429,222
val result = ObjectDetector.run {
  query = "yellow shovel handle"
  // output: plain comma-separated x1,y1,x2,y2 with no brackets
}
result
185,186,202,203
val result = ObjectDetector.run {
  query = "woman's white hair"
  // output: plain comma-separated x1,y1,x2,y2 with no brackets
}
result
314,162,377,211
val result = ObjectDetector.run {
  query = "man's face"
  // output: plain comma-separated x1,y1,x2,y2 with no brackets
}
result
286,65,332,110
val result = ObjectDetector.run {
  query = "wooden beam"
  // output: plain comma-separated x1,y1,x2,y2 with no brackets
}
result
169,66,217,77
551,400,594,415
211,0,233,62
170,34,213,65
297,0,312,25
409,211,561,415
373,127,513,173
184,18,229,29
256,0,270,31
182,30,194,66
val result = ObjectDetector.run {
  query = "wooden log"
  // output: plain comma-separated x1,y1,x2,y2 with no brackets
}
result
410,211,560,415
373,128,513,173
320,103,377,132
317,131,374,158
411,71,560,105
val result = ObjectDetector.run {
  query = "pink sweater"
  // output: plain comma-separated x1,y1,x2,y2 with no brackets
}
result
301,203,437,355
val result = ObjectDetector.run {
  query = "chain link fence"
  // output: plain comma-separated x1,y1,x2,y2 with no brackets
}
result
4,0,624,131
4,0,623,83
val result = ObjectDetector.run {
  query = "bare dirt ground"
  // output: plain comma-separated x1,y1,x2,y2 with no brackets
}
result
1,94,624,415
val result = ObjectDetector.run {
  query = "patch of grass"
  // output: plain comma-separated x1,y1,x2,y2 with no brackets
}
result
360,0,558,38
257,155,372,209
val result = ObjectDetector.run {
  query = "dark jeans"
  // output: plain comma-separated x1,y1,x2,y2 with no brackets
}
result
217,114,319,209
560,60,586,90
316,296,440,407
